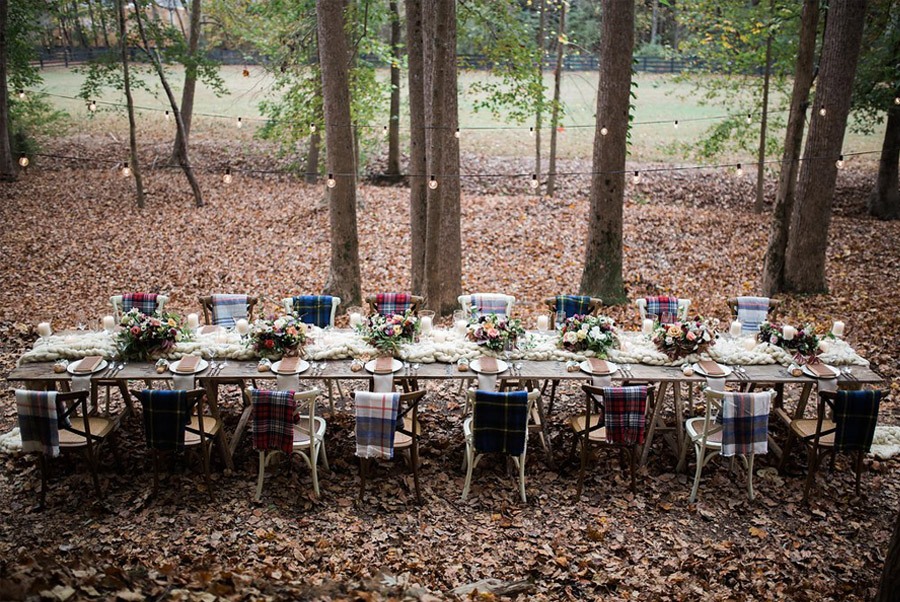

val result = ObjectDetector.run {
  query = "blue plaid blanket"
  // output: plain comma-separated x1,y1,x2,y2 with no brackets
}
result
722,391,770,457
601,386,647,445
293,295,336,327
737,296,770,334
355,391,400,459
834,390,881,452
139,390,194,451
16,390,60,457
122,293,159,315
473,390,528,455
555,295,594,319
210,294,248,327
646,296,679,324
470,294,510,317
251,389,296,453
374,293,412,316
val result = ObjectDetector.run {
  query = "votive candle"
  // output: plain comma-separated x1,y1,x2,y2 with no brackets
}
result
102,315,116,332
832,321,845,337
729,320,742,338
37,322,52,338
420,316,433,335
742,337,757,351
536,315,549,332
782,325,796,341
349,312,362,328
642,318,654,335
455,319,468,335
235,318,250,336
187,313,200,330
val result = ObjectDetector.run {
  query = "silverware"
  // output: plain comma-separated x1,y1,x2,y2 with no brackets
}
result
841,366,856,381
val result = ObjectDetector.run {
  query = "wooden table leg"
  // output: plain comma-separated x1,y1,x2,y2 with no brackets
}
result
640,381,669,466
531,383,555,468
674,383,688,472
203,379,235,471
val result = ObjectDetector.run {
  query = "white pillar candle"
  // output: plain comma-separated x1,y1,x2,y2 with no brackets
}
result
536,315,549,332
102,315,116,332
832,321,845,337
729,320,742,338
37,322,52,338
742,337,757,351
818,339,831,353
187,313,200,330
235,318,250,335
349,312,362,328
432,330,446,343
642,318,654,335
455,319,468,335
420,315,433,335
214,333,228,345
782,325,796,341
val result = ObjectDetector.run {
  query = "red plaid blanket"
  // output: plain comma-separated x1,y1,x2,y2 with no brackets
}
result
601,386,647,445
122,293,159,315
646,296,679,324
374,293,412,316
251,389,297,453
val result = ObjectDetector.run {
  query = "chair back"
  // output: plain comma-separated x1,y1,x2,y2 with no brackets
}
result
467,389,538,455
818,390,883,453
199,294,258,327
727,297,779,335
365,293,422,316
721,389,774,456
283,295,341,327
635,296,689,324
15,389,89,457
133,389,205,451
111,293,169,320
696,388,725,446
459,293,515,318
544,295,602,319
245,388,323,453
582,384,652,445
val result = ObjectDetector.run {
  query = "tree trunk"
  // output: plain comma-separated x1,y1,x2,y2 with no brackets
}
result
650,0,659,45
533,0,546,192
85,0,101,48
305,130,321,184
69,1,88,48
171,0,201,165
0,0,17,182
386,0,402,180
116,0,145,208
868,105,900,219
579,0,634,303
761,0,819,296
133,6,203,207
783,0,867,293
546,1,565,197
754,8,773,214
407,0,428,296
97,0,111,48
877,506,900,601
316,0,362,307
423,0,461,315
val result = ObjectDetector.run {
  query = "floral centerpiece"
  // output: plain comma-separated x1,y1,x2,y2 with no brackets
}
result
652,317,714,360
557,314,618,356
359,311,419,356
117,308,192,360
466,314,526,353
758,321,820,364
250,315,309,359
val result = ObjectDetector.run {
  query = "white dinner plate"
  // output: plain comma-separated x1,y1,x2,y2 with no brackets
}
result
169,358,210,375
271,359,310,375
365,358,403,374
579,360,619,376
470,358,509,375
801,363,839,379
691,363,733,378
67,358,109,375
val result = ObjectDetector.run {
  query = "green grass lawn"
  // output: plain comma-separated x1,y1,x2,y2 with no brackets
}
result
33,64,884,166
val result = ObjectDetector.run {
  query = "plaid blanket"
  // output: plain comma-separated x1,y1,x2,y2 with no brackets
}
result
722,391,770,457
601,386,647,445
355,391,400,459
834,390,881,452
293,295,335,327
374,293,411,316
139,390,194,451
555,295,593,319
122,293,159,315
210,294,248,327
645,296,679,324
251,389,296,453
470,294,510,317
16,390,60,457
473,390,529,455
736,296,770,334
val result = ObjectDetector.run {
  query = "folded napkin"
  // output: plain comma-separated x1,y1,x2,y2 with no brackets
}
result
278,356,301,374
74,356,103,374
276,373,301,391
476,357,499,391
172,373,195,391
175,356,200,374
587,358,613,387
698,360,726,392
808,363,837,392
70,374,92,393
374,357,395,374
372,357,395,393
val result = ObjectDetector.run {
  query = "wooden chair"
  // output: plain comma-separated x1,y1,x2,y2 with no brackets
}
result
727,296,781,335
246,388,328,500
282,295,342,327
458,293,515,318
635,296,690,324
365,293,423,316
133,388,221,501
110,293,169,320
782,389,884,503
199,294,258,327
14,389,119,508
570,385,653,499
356,390,426,504
462,389,539,503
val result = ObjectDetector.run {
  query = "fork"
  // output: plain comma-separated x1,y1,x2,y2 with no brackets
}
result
841,366,856,381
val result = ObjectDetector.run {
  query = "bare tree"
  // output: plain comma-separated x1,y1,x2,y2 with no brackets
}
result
386,0,402,180
0,0,16,182
170,0,202,165
533,0,547,192
546,0,566,197
754,0,774,214
407,0,427,295
115,0,145,207
878,506,900,601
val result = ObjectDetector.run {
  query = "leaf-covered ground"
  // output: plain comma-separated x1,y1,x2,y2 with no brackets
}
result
0,137,898,601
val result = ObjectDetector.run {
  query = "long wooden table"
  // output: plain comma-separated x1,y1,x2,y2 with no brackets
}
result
7,359,883,471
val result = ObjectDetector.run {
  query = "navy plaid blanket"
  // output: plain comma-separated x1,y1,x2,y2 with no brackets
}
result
355,391,400,459
251,389,296,453
601,386,647,445
122,293,159,315
555,295,593,319
721,391,770,456
16,390,60,457
645,296,679,324
139,390,194,451
470,294,510,317
210,294,248,327
834,390,881,452
473,390,528,455
374,293,412,316
293,295,335,327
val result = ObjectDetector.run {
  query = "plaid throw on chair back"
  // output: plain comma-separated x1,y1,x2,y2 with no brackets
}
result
293,295,335,327
16,390,61,457
374,293,411,316
555,295,593,319
139,390,194,451
601,386,647,445
721,391,770,457
736,296,770,335
122,293,159,315
834,390,881,452
210,294,248,327
355,392,400,459
473,390,529,455
646,296,679,324
470,295,510,317
251,389,296,454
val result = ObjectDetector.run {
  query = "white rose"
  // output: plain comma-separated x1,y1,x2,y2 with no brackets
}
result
274,318,287,330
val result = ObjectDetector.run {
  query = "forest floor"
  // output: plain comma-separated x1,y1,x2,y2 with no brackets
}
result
0,135,898,601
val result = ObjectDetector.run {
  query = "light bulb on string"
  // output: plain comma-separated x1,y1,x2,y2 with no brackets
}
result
383,125,388,134
88,100,97,112
428,175,438,190
17,90,25,100
633,170,641,184
454,128,460,139
165,110,170,122
530,174,539,189
310,123,316,133
326,173,336,189
600,126,608,136
18,155,29,168
121,161,131,177
237,117,243,129
223,167,233,184
818,105,826,117
836,155,844,169
746,113,752,124
673,120,679,129
894,96,899,106
735,163,744,178
529,126,534,138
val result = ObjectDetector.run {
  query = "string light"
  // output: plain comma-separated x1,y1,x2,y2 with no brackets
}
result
88,100,96,112
17,89,25,100
121,161,131,177
18,155,29,168
633,170,641,184
530,174,539,189
383,125,388,134
673,120,679,129
529,126,534,137
895,97,900,106
836,155,844,169
735,163,743,177
746,113,752,124
818,105,826,117
455,128,461,139
164,110,170,121
223,167,233,184
310,123,316,133
326,173,336,188
236,117,243,129
600,126,608,136
428,175,438,189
